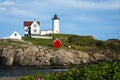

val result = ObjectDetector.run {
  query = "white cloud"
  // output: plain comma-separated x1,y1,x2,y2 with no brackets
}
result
0,1,15,7
0,1,15,13
10,8,29,16
1,0,119,18
0,1,50,19
0,0,120,21
1,0,120,15
57,0,120,10
10,8,48,19
39,0,120,10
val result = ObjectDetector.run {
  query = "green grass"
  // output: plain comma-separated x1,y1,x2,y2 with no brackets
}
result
22,34,95,46
22,34,72,47
22,34,120,53
0,39,31,49
0,39,13,47
22,37,53,47
0,34,119,52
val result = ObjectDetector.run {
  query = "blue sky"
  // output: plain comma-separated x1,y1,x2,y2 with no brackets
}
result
0,0,120,40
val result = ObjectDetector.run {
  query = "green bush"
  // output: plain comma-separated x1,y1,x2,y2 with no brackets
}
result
17,61,120,80
68,35,95,46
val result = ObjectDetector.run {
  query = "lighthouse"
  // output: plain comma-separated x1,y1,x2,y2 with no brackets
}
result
52,14,60,34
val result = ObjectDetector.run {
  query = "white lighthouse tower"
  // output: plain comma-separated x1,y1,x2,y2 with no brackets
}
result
52,14,60,34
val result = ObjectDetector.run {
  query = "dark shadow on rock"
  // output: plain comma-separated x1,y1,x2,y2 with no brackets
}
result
0,56,7,65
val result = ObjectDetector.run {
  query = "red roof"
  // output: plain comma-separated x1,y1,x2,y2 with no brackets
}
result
24,21,40,27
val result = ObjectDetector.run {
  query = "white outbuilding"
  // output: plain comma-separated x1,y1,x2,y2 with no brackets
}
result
9,31,22,39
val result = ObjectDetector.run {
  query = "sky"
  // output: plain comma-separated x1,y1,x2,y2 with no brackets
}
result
0,0,120,40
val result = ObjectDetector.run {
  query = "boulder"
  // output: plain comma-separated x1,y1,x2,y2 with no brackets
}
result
1,47,15,65
5,56,14,65
24,46,39,56
77,51,90,63
51,49,73,66
93,53,105,61
51,49,90,66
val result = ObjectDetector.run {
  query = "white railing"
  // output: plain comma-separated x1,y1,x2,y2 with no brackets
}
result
31,36,52,39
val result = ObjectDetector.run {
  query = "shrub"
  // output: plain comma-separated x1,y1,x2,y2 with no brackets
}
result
68,35,95,46
17,61,120,80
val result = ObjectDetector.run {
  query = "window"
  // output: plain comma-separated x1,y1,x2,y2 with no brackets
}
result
25,29,28,32
33,24,37,28
14,33,17,36
33,29,37,33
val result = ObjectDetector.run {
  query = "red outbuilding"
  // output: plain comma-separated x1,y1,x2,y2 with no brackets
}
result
54,38,62,48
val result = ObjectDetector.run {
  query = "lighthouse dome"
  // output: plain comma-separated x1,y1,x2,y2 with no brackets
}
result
53,14,59,19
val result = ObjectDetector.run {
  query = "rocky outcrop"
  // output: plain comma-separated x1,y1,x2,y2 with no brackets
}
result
0,45,117,68
51,50,90,66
